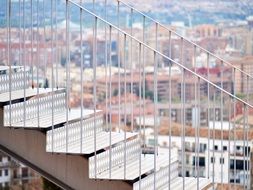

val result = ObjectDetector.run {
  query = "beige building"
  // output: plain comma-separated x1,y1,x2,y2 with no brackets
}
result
230,56,253,94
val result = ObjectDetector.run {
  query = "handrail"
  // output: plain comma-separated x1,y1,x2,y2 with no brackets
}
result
117,0,253,81
68,0,253,109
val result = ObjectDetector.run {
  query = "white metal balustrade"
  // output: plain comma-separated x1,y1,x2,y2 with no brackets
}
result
4,91,65,126
1,0,253,190
133,159,179,190
0,66,29,94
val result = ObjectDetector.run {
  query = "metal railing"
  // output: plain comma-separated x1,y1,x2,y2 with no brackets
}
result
2,0,253,190
82,0,253,106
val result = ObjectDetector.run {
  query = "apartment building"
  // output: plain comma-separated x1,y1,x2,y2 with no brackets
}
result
0,152,12,188
230,56,253,94
145,127,251,188
0,151,39,189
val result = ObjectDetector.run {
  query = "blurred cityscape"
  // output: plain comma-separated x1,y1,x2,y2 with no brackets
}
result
0,0,253,189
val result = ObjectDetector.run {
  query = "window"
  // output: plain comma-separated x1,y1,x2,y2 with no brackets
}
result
230,160,249,170
0,170,2,177
192,156,196,166
185,142,191,151
22,168,28,178
13,169,18,178
244,147,250,155
211,157,215,163
4,169,8,176
199,157,205,167
223,146,227,151
186,155,190,164
200,143,207,152
193,156,205,166
0,156,2,162
220,158,224,164
214,145,218,150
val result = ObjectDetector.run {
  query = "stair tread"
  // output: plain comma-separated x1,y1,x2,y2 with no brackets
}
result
47,131,138,154
0,88,65,106
160,177,211,190
5,108,99,128
93,150,177,180
133,152,178,190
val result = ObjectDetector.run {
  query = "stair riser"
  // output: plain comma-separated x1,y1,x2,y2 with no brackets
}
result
4,93,66,126
89,137,140,178
133,161,179,190
0,71,29,94
46,115,104,150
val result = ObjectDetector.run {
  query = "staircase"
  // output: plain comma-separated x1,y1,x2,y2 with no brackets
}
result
1,0,253,189
0,66,211,189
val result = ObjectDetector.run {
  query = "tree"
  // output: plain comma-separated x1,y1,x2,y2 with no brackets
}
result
60,57,66,67
113,89,119,96
43,78,49,88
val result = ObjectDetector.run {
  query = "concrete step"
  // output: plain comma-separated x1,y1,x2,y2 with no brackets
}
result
46,114,104,149
160,177,211,190
133,158,178,190
89,137,140,178
0,88,65,106
2,90,66,126
47,129,138,155
90,148,178,181
4,108,98,129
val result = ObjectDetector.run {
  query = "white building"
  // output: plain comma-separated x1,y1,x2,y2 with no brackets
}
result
0,153,11,188
0,151,39,188
145,130,251,188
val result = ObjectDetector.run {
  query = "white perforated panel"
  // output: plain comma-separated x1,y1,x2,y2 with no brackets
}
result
0,71,29,94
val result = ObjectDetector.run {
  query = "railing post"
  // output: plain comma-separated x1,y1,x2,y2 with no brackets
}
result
207,52,210,179
142,15,146,153
43,0,47,89
123,33,127,180
109,25,112,179
246,76,250,190
197,76,200,190
117,0,121,135
51,0,55,152
55,0,59,89
7,0,12,127
220,61,224,189
93,16,98,179
22,0,27,129
228,97,232,190
154,22,158,190
168,30,172,190
80,0,84,153
138,42,142,190
212,91,216,190
65,0,70,153
243,104,246,189
233,67,236,190
36,0,40,128
130,8,134,133
193,45,197,178
31,0,34,87
227,98,232,189
180,36,186,189
105,0,108,133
